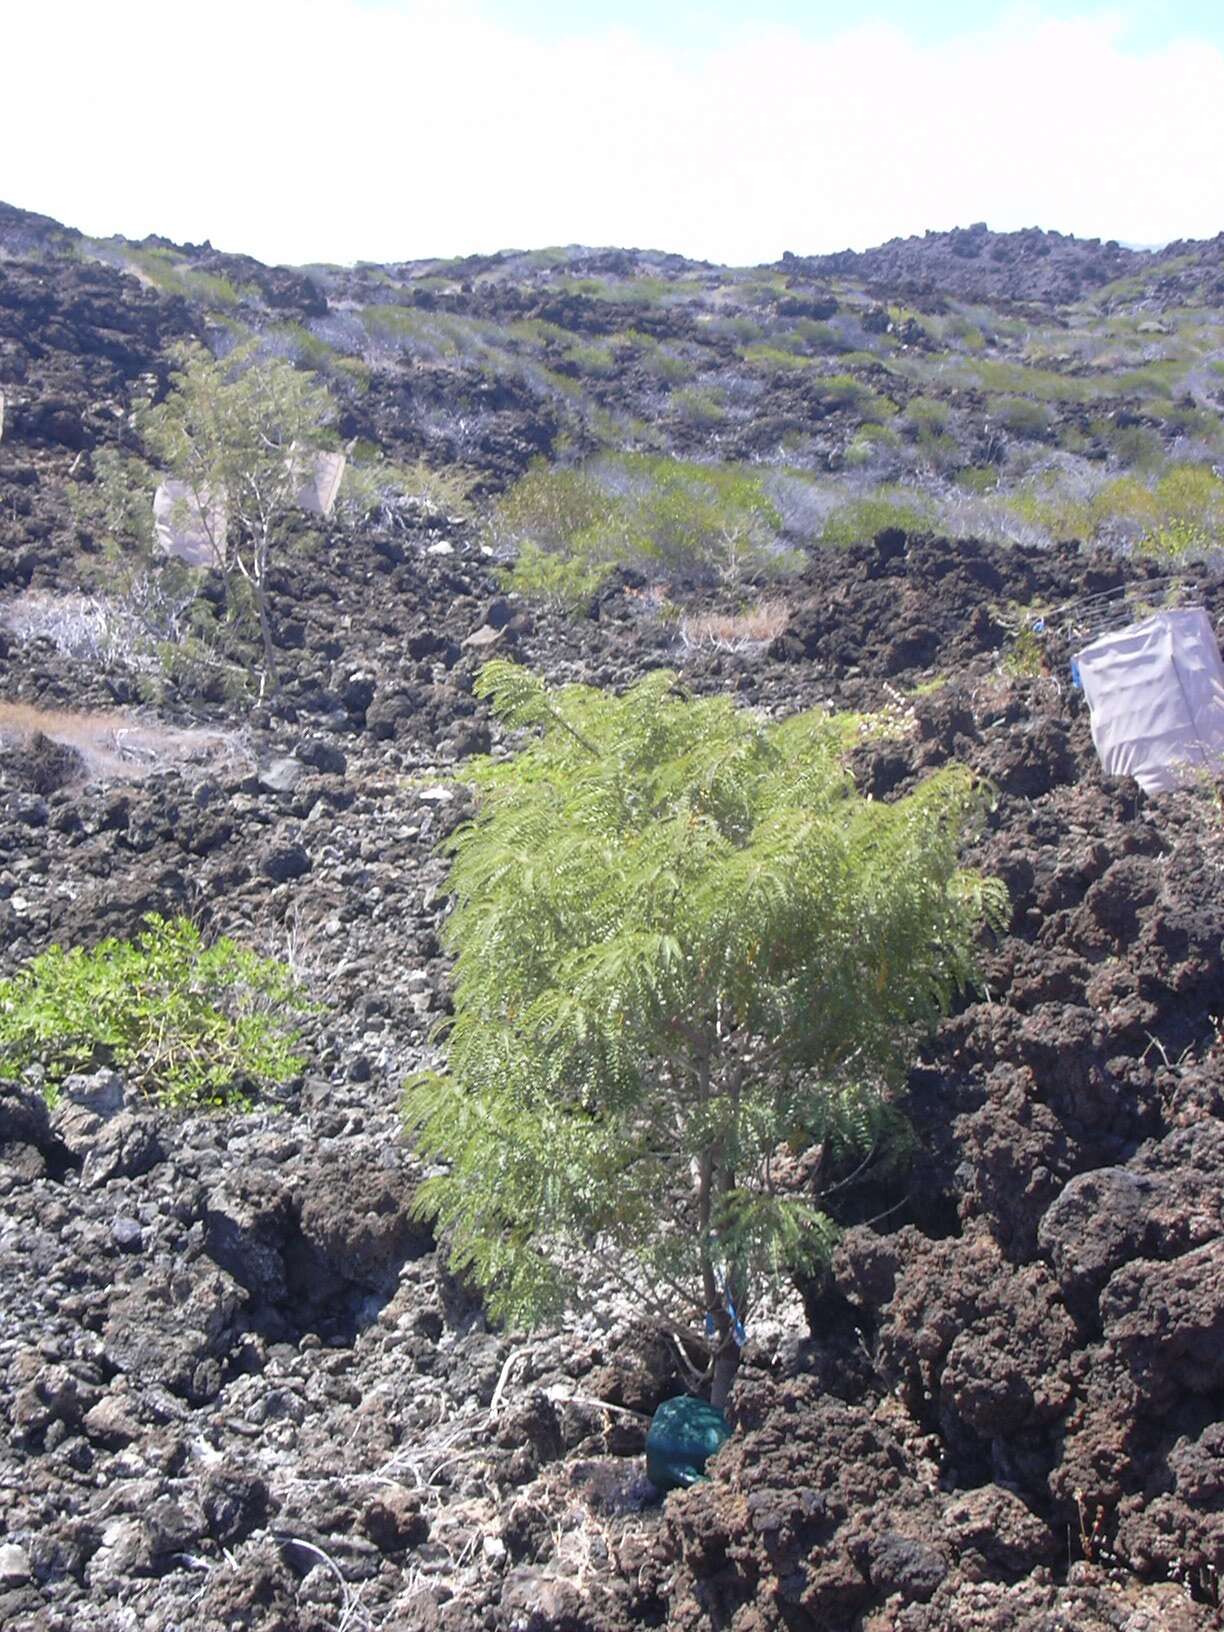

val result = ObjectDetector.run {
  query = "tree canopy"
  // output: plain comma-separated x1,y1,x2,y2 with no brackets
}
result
404,663,1006,1402
140,341,335,687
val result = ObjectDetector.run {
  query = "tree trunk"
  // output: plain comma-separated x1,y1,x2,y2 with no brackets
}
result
254,582,279,694
710,1338,741,1410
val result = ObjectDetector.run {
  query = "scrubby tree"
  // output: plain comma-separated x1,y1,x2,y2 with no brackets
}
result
141,341,335,688
404,663,1007,1405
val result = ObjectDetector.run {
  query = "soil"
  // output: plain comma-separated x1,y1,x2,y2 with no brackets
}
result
0,204,1222,1631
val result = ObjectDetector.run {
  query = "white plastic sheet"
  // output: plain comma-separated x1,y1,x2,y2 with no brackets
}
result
153,481,226,568
291,449,346,518
1075,607,1224,793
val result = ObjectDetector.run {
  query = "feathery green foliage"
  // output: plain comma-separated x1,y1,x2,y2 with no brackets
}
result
0,916,310,1109
404,663,1006,1400
140,341,335,689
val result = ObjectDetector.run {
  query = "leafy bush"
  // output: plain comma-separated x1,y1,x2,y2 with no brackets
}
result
488,456,801,595
671,387,727,427
1010,462,1224,547
818,493,932,549
903,397,951,435
1000,625,1049,679
339,457,475,528
501,541,611,612
818,374,897,419
0,916,310,1109
956,466,1000,494
404,663,1006,1403
139,340,337,689
115,246,249,308
844,424,902,469
994,397,1054,438
70,450,253,699
625,456,791,581
562,341,618,378
1106,423,1165,471
1136,518,1216,565
743,342,814,372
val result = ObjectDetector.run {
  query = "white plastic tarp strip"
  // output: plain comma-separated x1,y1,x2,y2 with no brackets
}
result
153,480,226,568
1075,607,1224,793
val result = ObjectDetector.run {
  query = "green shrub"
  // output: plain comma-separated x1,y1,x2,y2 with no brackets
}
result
501,541,610,612
488,456,799,591
904,397,951,435
1116,362,1183,399
625,456,790,581
671,387,727,427
972,360,1092,403
845,424,901,466
912,431,962,472
820,374,897,418
1163,403,1220,439
1154,462,1224,528
1106,424,1167,472
1136,518,1216,565
630,341,692,383
956,466,1000,494
178,268,244,307
267,322,339,372
945,316,985,350
1058,426,1092,456
340,457,475,526
743,343,814,372
818,493,932,549
404,662,1006,1402
1005,461,1224,546
1000,625,1049,678
994,397,1054,437
0,916,310,1109
487,461,610,554
117,247,249,308
563,341,618,378
139,340,336,691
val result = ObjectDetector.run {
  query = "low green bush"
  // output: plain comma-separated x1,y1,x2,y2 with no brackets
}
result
1006,461,1224,547
818,493,932,549
1136,518,1216,564
994,397,1053,437
956,466,1000,494
671,387,727,426
563,341,618,378
0,916,311,1109
1097,422,1163,470
845,424,901,467
501,540,611,612
903,397,951,434
488,456,800,593
819,374,897,418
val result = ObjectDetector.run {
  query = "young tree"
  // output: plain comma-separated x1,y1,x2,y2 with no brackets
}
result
403,663,1007,1406
141,341,335,689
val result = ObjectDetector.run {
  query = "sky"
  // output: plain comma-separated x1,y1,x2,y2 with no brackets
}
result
5,1,1224,268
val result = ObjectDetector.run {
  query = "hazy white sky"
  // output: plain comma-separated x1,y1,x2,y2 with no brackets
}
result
7,1,1223,266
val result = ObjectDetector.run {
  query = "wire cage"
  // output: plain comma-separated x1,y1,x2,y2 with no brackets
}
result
1011,575,1209,683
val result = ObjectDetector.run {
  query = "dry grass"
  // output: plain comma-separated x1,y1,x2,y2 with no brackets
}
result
679,598,790,652
0,590,146,670
0,701,247,784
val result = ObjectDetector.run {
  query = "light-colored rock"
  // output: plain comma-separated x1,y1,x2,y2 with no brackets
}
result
0,1542,31,1585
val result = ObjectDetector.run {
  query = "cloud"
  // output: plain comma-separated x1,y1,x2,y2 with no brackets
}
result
7,2,1223,265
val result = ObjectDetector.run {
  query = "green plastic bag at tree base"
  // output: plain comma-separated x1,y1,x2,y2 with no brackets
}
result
646,1396,730,1492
